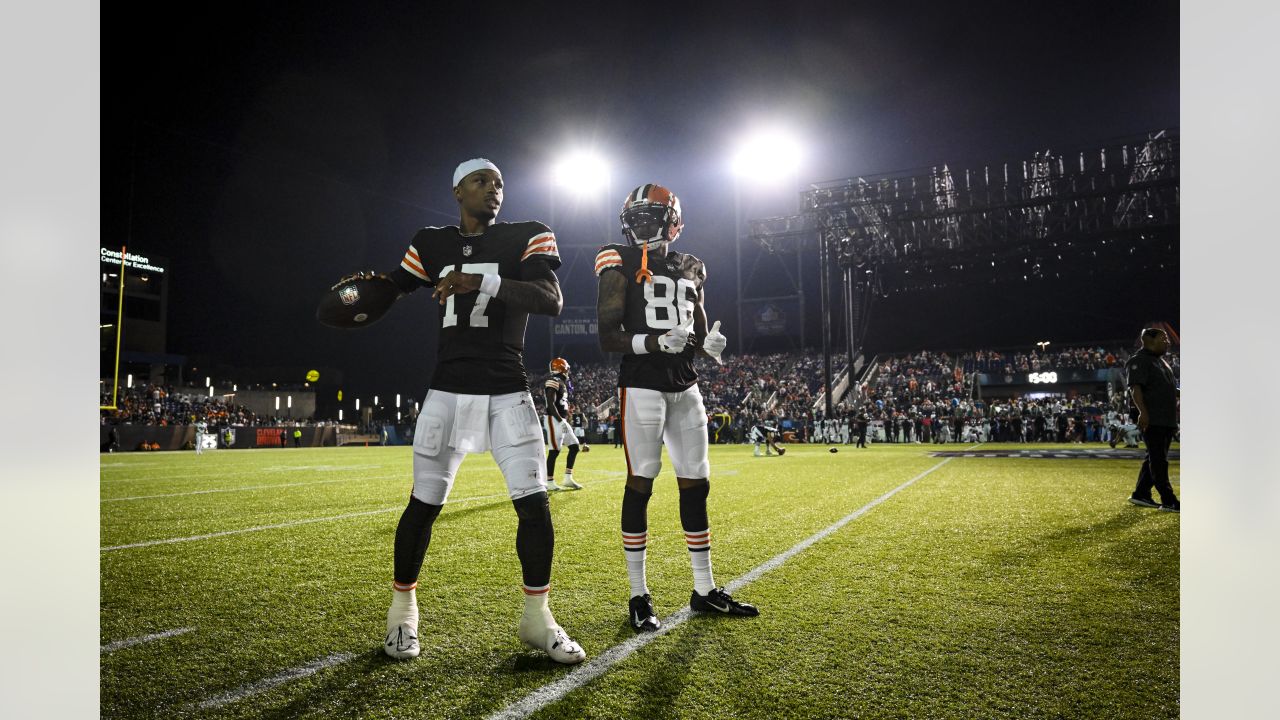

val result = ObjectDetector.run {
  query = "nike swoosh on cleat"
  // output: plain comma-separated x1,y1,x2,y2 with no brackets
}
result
707,601,730,612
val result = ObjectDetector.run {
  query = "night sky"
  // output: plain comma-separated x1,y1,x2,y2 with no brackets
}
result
104,1,1180,398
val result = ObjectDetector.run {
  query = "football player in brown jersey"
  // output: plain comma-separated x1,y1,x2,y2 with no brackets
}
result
326,159,585,664
595,184,758,632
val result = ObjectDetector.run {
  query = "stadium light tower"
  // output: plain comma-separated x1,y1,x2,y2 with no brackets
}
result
729,127,806,353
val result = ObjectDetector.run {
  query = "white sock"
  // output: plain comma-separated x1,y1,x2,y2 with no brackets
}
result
522,587,556,628
626,550,649,598
622,531,649,598
388,583,419,629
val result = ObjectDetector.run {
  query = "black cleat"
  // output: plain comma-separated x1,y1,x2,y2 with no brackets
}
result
1159,500,1180,513
629,594,660,632
1128,495,1160,509
690,587,759,617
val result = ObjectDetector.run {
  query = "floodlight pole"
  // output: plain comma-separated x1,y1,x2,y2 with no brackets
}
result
818,229,833,420
734,183,743,354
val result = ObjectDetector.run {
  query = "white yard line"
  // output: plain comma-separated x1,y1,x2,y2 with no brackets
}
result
99,463,390,484
101,474,403,502
101,490,515,552
194,652,357,710
485,456,957,720
100,626,194,654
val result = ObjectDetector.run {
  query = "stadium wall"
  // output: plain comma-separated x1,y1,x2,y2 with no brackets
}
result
100,425,338,451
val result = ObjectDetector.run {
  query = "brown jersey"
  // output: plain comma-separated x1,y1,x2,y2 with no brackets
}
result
391,221,559,395
595,243,705,392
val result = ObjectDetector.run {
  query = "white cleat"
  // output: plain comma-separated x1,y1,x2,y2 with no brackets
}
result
518,619,586,664
384,622,420,660
560,477,583,490
547,483,564,492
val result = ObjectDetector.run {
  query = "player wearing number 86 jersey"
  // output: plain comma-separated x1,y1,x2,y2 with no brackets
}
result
596,183,757,633
593,244,705,392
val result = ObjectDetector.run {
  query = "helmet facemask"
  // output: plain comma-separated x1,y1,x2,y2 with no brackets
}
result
620,204,677,247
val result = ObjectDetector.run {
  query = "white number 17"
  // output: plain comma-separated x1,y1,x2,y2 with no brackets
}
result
441,262,499,328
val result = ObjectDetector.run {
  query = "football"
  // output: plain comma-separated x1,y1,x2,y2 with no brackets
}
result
316,275,400,329
829,447,838,453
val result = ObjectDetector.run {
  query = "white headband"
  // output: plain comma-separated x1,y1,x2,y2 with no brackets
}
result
452,158,502,188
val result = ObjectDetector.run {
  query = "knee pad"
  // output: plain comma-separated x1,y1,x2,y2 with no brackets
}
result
412,453,457,506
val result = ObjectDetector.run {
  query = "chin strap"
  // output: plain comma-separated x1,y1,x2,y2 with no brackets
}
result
635,240,653,284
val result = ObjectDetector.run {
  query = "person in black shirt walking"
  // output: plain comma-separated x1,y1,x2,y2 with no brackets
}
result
1125,328,1180,512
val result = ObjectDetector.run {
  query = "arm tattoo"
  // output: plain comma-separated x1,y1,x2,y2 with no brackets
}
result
494,261,563,316
597,270,640,354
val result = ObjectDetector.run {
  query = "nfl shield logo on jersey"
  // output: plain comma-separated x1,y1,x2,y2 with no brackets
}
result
462,244,473,257
339,285,360,305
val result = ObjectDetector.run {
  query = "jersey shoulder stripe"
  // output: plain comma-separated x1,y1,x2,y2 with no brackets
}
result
401,244,431,282
595,244,626,276
522,232,558,261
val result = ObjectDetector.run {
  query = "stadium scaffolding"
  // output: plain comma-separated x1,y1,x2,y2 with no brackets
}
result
748,129,1179,417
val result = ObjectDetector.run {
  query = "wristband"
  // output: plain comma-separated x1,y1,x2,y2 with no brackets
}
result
632,334,650,355
479,273,502,296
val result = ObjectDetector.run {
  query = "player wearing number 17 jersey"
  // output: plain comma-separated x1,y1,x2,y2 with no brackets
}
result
595,183,760,633
330,158,585,665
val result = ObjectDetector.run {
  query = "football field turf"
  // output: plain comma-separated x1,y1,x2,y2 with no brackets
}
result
101,442,1179,719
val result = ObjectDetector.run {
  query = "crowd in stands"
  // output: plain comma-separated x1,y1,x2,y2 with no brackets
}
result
101,384,260,427
103,341,1175,449
101,383,341,428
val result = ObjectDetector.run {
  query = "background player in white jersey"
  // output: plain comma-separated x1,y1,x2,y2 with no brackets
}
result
544,357,583,491
194,418,207,455
595,183,760,632
749,421,785,457
324,159,585,664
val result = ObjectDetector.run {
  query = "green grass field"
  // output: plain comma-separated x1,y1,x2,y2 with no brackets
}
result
100,442,1179,719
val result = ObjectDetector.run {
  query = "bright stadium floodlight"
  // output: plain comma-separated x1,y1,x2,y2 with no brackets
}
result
355,398,360,411
551,150,610,195
396,393,401,408
730,128,804,183
287,396,292,408
127,374,133,388
205,376,211,387
275,396,281,411
338,409,344,421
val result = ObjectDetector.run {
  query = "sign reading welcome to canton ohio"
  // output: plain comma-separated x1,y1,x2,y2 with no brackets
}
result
553,306,598,341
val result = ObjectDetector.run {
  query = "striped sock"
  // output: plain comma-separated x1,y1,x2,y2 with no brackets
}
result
622,531,649,598
684,529,715,595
